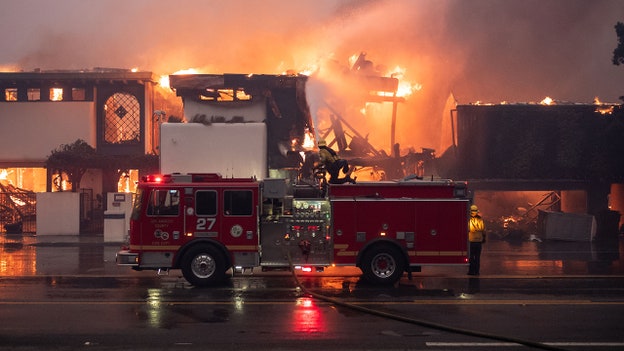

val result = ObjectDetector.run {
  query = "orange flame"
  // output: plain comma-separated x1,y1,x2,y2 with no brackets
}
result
594,97,614,115
160,68,200,89
292,129,316,151
50,88,63,101
387,65,421,98
302,129,315,149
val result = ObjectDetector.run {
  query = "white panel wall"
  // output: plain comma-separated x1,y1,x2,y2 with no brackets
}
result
36,192,80,235
0,102,96,163
160,123,267,179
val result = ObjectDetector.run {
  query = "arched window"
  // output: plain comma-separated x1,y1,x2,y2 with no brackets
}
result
103,92,140,144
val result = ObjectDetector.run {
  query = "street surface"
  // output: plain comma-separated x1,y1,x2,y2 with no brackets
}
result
1,233,623,350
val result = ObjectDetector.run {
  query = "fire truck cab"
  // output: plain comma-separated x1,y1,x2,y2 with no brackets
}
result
117,173,470,287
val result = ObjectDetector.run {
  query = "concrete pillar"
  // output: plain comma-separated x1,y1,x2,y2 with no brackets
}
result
560,190,587,214
585,182,611,216
610,183,624,229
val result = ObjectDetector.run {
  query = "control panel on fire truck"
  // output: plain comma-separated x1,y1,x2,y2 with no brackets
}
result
287,199,330,238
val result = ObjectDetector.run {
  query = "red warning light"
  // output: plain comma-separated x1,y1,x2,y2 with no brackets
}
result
142,174,164,183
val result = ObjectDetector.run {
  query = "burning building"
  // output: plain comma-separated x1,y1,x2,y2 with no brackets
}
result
165,55,431,182
0,68,159,233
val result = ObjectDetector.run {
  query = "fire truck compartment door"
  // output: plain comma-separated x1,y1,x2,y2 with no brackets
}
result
334,198,468,264
414,200,468,263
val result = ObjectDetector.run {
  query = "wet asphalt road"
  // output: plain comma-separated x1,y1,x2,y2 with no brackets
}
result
1,234,624,351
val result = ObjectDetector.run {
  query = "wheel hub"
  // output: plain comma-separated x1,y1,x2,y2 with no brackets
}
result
191,254,216,278
372,254,395,277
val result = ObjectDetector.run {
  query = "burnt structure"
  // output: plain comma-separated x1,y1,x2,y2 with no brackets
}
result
168,71,433,180
440,103,624,215
169,74,312,170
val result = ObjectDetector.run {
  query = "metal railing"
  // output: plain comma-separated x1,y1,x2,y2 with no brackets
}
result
0,191,36,234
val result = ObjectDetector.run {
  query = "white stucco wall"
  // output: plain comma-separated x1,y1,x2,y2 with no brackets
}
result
36,192,80,235
0,102,96,163
160,122,267,179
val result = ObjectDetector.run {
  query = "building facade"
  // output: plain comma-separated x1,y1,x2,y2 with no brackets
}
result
0,69,159,233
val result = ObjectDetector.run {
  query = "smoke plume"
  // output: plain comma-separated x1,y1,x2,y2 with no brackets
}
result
1,0,622,154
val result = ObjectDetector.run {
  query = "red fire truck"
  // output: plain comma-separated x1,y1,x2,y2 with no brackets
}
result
117,173,470,287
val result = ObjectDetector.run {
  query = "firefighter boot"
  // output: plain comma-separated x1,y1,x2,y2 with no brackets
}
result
346,175,357,184
344,166,357,184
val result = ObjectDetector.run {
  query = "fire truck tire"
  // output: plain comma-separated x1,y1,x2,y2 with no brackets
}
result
360,244,405,285
181,245,227,287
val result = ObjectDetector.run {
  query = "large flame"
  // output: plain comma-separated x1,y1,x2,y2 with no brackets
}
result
387,65,422,98
160,68,200,89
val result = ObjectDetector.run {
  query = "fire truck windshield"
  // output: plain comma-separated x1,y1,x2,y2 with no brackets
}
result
147,189,180,216
130,188,143,220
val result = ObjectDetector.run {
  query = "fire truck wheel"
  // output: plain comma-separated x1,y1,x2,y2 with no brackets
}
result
361,244,405,285
181,245,226,287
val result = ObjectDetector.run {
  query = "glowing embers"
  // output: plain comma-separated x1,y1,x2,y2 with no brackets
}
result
595,105,615,115
291,297,326,334
594,97,615,115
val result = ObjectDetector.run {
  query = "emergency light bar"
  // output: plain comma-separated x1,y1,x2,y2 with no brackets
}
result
141,174,167,183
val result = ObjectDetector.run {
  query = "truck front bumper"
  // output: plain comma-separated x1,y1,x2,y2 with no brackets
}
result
116,250,139,266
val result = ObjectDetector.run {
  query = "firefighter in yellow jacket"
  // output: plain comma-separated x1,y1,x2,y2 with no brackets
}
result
317,139,356,184
468,204,486,275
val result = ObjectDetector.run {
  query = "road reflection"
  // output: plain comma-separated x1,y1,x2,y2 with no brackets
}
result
483,238,623,275
0,234,36,276
145,288,164,328
292,297,326,334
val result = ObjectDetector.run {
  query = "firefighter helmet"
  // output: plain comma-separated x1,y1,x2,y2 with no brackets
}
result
318,139,327,147
470,205,479,212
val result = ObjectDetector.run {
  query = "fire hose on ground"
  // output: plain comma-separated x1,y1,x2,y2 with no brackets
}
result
286,252,568,351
